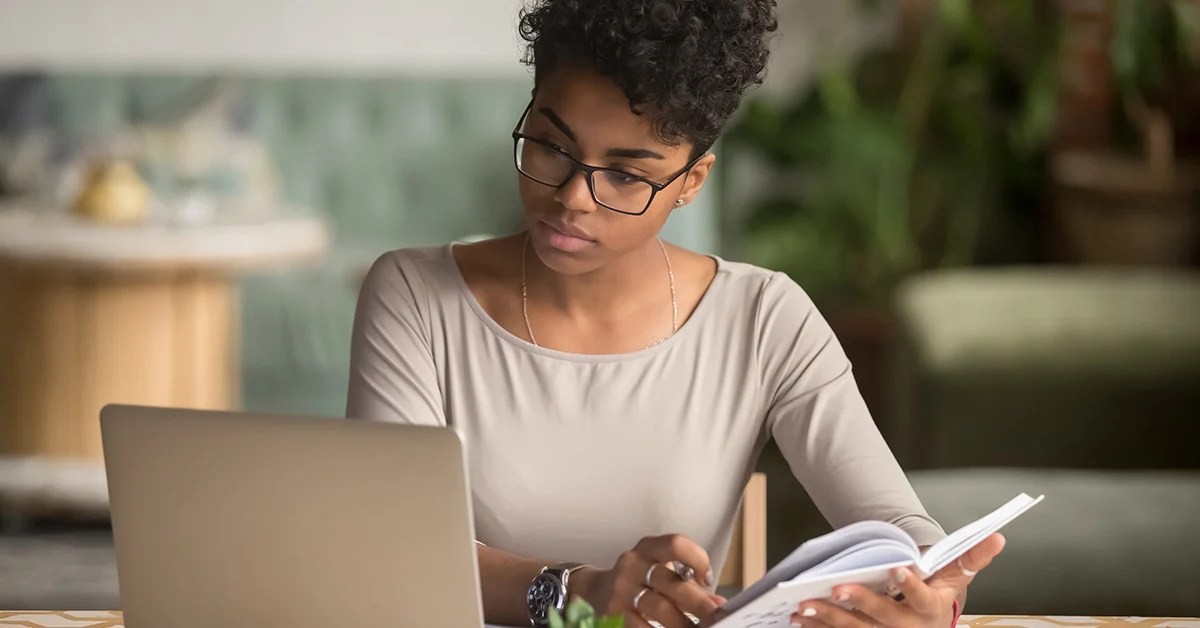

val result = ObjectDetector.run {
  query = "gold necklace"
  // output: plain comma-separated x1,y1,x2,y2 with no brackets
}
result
521,234,677,350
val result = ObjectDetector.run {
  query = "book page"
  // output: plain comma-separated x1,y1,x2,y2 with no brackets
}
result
722,520,916,613
792,538,918,581
715,493,1044,628
916,493,1044,576
715,560,914,628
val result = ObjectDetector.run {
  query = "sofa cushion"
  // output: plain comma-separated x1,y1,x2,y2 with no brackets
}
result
889,268,1200,469
910,467,1200,616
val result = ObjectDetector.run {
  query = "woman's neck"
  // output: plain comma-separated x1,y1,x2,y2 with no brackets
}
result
524,236,670,322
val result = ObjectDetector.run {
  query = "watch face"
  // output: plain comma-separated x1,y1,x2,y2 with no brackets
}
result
526,574,563,620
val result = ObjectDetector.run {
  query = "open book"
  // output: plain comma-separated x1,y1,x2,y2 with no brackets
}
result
714,493,1044,627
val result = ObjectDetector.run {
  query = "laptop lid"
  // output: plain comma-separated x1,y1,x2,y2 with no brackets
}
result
100,404,483,628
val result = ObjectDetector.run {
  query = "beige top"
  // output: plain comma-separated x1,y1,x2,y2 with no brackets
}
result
346,244,945,576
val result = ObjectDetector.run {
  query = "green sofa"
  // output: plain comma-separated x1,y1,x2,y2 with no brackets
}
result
888,267,1200,471
892,268,1200,615
756,267,1199,615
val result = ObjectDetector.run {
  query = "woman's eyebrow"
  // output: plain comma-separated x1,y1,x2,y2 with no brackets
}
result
537,106,666,160
605,147,665,160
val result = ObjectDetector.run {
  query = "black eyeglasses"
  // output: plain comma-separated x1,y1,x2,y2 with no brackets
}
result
511,101,701,216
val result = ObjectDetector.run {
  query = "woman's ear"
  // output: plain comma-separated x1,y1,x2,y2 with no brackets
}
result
675,153,717,206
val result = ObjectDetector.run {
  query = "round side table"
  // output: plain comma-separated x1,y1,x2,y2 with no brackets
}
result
0,209,328,525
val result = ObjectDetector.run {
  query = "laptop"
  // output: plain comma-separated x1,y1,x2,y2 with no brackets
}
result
100,404,486,628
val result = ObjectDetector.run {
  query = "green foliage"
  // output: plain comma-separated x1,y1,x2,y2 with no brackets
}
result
726,1,1061,305
548,598,623,628
1113,0,1200,104
1111,0,1200,150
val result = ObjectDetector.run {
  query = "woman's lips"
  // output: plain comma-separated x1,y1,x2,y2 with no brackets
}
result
539,221,595,253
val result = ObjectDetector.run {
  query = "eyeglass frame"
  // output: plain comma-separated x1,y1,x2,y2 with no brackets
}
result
510,101,705,216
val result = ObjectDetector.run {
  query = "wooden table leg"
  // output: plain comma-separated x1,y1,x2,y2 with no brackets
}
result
0,264,238,463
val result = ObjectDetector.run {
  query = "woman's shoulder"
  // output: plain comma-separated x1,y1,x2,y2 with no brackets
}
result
358,235,523,308
361,244,454,296
706,255,819,316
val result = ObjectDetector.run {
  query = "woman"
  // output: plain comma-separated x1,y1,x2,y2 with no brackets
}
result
346,0,1005,626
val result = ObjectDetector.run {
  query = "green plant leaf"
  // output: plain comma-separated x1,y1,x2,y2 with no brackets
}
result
565,598,596,625
726,0,1058,303
1173,0,1200,64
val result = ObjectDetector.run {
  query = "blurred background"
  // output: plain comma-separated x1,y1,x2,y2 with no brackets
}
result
0,0,1197,618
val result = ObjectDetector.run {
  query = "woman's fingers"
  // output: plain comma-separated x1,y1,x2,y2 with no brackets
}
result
930,533,1006,589
646,562,719,619
959,532,1005,577
613,550,718,623
793,600,873,628
626,535,720,623
636,535,715,587
832,581,918,626
888,566,943,616
633,587,692,628
788,535,1006,628
790,616,836,628
638,533,710,588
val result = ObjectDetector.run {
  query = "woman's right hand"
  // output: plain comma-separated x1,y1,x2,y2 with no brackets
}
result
572,534,725,628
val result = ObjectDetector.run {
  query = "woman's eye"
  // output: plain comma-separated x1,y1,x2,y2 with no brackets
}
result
603,170,642,186
538,139,569,154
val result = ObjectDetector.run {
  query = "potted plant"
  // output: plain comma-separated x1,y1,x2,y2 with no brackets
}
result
1049,0,1200,266
549,598,623,628
722,0,1060,422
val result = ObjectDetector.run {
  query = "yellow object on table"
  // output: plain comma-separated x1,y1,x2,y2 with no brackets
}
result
73,159,152,225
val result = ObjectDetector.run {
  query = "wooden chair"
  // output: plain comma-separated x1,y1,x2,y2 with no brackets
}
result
719,472,767,591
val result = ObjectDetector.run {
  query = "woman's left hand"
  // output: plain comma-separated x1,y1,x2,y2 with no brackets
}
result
791,532,1006,628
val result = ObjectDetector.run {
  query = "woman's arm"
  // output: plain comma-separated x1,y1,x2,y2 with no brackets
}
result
477,535,723,627
754,272,945,546
346,252,446,424
477,543,558,626
348,254,553,623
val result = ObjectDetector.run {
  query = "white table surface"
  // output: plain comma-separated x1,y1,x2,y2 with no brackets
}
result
0,208,328,271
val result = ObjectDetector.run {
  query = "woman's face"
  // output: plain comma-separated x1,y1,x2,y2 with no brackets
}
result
516,64,715,275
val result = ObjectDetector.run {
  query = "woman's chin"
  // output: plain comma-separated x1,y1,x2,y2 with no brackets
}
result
528,239,603,276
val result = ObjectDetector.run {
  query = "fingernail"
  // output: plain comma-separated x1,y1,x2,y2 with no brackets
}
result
705,570,714,586
894,568,908,583
834,589,849,602
790,623,803,627
801,607,817,617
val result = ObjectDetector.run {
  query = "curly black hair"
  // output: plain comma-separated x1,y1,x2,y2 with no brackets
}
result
518,0,778,157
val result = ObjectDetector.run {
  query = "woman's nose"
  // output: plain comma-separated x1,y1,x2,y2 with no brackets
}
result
554,170,599,213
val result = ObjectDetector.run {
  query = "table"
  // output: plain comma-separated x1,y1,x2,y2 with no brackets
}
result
0,209,328,523
1,614,1197,627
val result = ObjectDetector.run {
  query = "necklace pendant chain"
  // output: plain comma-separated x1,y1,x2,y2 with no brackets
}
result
521,234,677,350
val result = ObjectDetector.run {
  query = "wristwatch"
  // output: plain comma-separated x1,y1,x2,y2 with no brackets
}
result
526,562,588,627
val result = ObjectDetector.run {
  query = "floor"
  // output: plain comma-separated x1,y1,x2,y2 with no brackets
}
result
0,523,120,611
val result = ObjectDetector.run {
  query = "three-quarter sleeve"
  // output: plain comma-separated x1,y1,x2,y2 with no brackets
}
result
756,272,945,547
345,252,446,427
